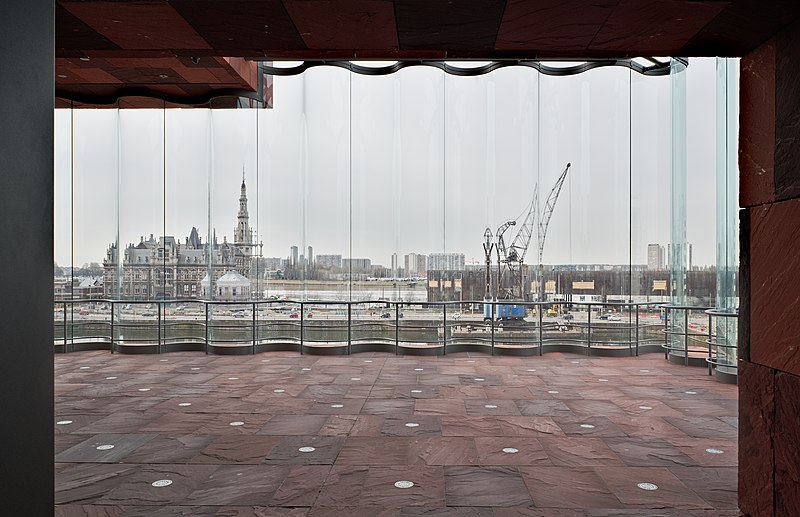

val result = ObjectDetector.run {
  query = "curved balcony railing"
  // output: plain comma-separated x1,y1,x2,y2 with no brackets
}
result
704,308,739,383
659,304,738,384
53,298,679,358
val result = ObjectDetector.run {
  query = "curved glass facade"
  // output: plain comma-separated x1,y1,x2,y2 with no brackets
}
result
53,59,738,369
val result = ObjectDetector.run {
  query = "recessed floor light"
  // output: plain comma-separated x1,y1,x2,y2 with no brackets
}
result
364,360,373,363
273,389,285,393
484,404,498,409
706,448,724,454
229,421,244,426
474,378,484,381
178,402,191,407
639,369,650,373
351,377,361,381
394,480,414,489
159,359,168,362
56,420,73,425
527,369,536,372
467,360,475,363
96,444,114,451
302,368,311,371
685,391,697,395
262,359,270,362
152,479,172,487
639,406,653,410
106,376,117,380
580,424,596,429
190,367,200,371
414,368,424,371
411,389,423,393
547,390,559,394
637,482,658,491
298,446,316,453
502,447,519,454
331,404,344,408
571,361,580,364
598,379,609,382
405,422,420,428
137,388,151,392
79,366,90,370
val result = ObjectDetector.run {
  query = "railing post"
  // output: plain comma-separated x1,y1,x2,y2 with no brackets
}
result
252,301,256,355
491,302,495,355
348,303,352,355
635,304,640,357
300,302,304,355
442,303,447,355
538,303,543,356
684,309,689,366
587,307,592,356
395,302,400,355
664,307,669,360
157,301,162,354
63,301,68,353
708,312,713,376
110,301,115,354
204,302,209,355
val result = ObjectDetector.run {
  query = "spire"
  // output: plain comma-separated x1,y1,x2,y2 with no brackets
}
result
235,170,252,249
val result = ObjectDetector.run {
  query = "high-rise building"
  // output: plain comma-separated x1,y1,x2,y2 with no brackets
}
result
404,253,427,277
316,254,342,268
427,253,465,271
290,246,299,266
647,243,665,270
343,258,371,271
307,246,313,266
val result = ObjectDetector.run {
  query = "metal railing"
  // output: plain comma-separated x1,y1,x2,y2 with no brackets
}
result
660,304,739,380
53,298,672,357
704,308,739,377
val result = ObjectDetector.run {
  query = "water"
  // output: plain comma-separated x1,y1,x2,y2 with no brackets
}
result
263,286,427,302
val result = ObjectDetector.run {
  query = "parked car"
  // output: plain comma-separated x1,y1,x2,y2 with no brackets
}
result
289,313,299,318
598,313,610,320
452,312,462,321
563,313,574,321
306,313,313,318
142,311,156,317
380,312,391,318
609,315,621,321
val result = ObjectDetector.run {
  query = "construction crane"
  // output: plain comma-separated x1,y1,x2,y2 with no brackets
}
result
485,162,571,319
536,163,571,301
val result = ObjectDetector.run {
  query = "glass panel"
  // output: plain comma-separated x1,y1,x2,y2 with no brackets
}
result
119,109,165,301
209,109,258,301
165,108,211,302
260,74,306,301
303,67,351,301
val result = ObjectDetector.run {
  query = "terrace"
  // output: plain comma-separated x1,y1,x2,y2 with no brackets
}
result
55,350,737,515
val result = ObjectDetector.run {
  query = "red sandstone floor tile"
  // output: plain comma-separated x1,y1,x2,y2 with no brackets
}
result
54,351,739,514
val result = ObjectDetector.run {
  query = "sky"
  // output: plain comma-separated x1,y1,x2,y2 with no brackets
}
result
55,58,728,269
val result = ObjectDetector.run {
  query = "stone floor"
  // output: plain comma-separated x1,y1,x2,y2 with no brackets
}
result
55,351,739,516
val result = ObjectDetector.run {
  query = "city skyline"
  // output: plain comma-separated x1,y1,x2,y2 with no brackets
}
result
55,59,720,269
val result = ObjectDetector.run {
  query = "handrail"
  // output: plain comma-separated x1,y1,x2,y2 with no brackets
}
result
52,298,696,360
704,308,739,377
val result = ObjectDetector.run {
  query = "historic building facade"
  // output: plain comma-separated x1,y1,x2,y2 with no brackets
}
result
103,179,256,300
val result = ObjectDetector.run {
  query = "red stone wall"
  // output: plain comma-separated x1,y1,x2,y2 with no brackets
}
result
739,19,800,517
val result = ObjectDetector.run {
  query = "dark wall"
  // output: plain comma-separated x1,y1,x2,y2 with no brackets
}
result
0,0,54,513
739,19,800,516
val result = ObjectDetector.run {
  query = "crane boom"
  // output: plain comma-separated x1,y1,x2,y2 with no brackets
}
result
507,183,538,266
538,163,571,264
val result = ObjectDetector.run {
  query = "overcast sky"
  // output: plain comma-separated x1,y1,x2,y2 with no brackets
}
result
55,58,725,269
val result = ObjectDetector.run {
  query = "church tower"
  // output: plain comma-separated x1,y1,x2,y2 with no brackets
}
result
234,170,253,256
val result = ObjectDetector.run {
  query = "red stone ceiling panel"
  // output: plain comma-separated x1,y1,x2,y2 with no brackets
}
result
56,4,120,55
496,0,617,54
394,0,506,51
61,1,211,50
589,0,728,54
283,0,398,51
170,0,305,51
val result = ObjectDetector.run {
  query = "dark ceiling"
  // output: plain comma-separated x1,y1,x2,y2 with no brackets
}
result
55,0,800,106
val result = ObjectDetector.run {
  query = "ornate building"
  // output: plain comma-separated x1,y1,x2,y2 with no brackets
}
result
103,178,256,300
